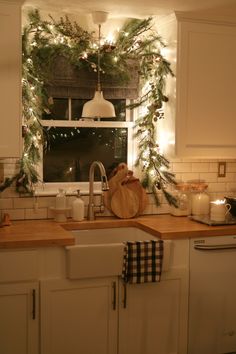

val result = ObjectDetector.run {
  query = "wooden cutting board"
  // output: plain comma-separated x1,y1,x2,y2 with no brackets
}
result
124,178,148,216
104,164,128,211
111,184,139,219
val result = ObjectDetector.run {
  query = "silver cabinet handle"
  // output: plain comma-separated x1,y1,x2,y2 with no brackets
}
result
112,281,116,311
32,289,36,320
194,243,236,251
122,282,127,309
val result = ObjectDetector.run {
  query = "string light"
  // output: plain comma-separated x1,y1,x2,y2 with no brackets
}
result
105,32,115,44
81,52,88,59
9,11,175,204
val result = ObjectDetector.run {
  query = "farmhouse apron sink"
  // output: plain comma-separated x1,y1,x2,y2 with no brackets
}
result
66,227,170,279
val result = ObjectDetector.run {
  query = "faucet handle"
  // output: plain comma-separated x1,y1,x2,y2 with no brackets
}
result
101,175,109,191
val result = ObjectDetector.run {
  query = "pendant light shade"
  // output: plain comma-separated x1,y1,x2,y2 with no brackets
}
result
82,90,115,118
81,11,116,119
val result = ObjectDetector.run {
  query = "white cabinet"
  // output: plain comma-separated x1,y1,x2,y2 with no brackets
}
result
0,1,22,157
41,274,188,354
0,238,189,354
40,277,118,354
0,248,40,354
119,269,188,354
41,239,189,354
176,16,236,158
0,282,39,354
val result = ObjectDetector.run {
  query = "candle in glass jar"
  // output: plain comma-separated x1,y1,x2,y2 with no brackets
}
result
191,191,210,216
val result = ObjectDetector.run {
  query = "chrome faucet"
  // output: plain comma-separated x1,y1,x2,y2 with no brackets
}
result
87,161,109,220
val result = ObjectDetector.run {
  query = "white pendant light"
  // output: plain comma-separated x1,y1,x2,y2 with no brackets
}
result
82,11,116,119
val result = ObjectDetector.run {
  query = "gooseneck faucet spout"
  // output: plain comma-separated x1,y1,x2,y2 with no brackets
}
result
87,161,109,220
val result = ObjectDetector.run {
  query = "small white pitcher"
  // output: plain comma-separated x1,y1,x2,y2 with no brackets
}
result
210,199,231,222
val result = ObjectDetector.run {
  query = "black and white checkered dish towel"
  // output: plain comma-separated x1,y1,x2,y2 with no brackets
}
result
122,240,164,284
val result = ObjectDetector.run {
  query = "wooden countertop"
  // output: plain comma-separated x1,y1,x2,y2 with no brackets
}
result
1,214,236,248
0,220,75,248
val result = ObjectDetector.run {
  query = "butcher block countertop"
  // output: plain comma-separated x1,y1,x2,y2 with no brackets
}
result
1,214,236,249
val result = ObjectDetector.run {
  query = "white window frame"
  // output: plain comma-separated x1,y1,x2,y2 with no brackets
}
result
35,99,136,196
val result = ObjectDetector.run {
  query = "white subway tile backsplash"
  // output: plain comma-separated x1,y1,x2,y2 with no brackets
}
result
153,203,170,214
47,207,55,219
181,172,200,182
217,173,236,183
142,204,153,215
172,162,192,173
1,158,17,164
209,163,218,172
0,187,19,198
200,173,217,183
208,183,226,192
37,196,56,208
5,209,25,220
25,208,48,220
1,158,236,220
227,162,236,172
191,162,209,173
0,198,13,209
225,183,236,193
173,173,182,181
14,197,35,209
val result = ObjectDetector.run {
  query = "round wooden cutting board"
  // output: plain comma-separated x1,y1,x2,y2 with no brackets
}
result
124,178,148,216
104,164,128,211
111,184,139,219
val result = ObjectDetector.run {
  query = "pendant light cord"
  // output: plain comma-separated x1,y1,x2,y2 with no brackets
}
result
97,23,101,92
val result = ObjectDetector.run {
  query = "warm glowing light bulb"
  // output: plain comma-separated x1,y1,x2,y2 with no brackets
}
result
106,32,114,44
213,199,225,205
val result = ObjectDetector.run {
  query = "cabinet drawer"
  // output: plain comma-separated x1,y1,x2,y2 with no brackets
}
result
0,249,39,282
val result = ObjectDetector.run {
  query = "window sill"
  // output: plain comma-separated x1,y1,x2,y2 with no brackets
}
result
34,182,103,197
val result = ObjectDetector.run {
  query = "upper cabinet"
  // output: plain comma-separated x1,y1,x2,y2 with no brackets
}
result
0,1,22,158
175,15,236,158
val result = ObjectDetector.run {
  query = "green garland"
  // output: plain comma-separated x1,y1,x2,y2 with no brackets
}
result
0,9,177,206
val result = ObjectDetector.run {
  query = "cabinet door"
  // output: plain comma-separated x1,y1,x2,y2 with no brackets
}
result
119,270,188,354
0,2,22,157
0,282,39,354
176,19,236,158
41,278,118,354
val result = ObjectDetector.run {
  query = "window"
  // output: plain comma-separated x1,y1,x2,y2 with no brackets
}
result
40,98,134,186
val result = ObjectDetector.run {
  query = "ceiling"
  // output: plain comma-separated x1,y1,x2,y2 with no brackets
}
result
22,0,236,19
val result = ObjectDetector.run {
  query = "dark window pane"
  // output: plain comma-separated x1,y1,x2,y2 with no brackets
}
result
71,99,86,121
43,127,127,182
42,98,69,120
71,99,126,121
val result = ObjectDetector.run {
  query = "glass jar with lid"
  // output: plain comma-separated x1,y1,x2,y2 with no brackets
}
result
191,182,210,216
170,182,191,216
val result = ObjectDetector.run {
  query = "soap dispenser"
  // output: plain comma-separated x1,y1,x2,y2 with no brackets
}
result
72,190,84,221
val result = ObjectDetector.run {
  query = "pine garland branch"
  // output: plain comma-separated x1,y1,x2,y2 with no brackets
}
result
2,9,177,207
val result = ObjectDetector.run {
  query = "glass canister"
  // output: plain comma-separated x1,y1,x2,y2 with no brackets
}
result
170,183,191,216
55,188,67,209
191,182,210,216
